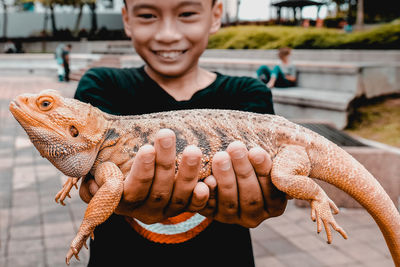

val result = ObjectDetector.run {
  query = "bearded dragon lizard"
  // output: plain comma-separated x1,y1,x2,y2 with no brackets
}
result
9,89,400,266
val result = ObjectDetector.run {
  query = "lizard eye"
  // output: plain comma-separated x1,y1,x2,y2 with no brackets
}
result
37,97,53,111
69,126,79,137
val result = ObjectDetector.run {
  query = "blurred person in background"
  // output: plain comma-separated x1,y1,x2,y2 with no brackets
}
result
256,47,297,88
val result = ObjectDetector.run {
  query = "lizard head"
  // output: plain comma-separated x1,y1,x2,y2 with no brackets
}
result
9,89,108,177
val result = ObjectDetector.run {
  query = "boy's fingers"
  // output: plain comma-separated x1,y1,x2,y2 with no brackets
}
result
248,147,287,217
199,175,217,217
248,147,272,177
79,177,98,204
187,182,209,212
122,144,156,205
166,145,202,217
212,151,238,223
227,142,265,226
147,129,176,209
88,179,99,197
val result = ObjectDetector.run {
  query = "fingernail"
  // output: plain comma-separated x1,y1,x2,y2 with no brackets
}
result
220,159,231,171
143,154,155,163
232,150,245,160
253,154,264,164
161,137,173,149
186,156,199,166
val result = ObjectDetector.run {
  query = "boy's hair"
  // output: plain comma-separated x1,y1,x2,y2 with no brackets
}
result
278,47,291,59
123,0,217,7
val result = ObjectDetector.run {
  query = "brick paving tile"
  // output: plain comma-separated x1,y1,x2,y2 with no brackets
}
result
10,206,41,227
266,219,311,237
6,252,46,267
9,225,42,241
257,236,303,256
255,256,287,267
252,240,274,258
276,251,325,267
363,258,395,267
306,247,357,266
287,234,328,251
336,239,390,262
8,238,44,256
43,221,76,237
250,224,282,242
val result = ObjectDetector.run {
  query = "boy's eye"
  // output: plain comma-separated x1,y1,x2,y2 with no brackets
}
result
138,13,156,19
179,12,197,18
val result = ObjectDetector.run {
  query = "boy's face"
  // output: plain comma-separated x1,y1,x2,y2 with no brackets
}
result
122,0,222,78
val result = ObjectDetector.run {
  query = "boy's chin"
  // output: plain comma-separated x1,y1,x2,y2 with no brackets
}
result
147,64,194,78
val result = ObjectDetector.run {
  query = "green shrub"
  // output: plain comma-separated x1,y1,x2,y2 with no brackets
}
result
207,20,400,49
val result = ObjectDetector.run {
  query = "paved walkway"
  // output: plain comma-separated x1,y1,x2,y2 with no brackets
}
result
0,75,394,267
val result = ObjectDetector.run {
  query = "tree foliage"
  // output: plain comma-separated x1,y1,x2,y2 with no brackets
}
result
328,0,399,23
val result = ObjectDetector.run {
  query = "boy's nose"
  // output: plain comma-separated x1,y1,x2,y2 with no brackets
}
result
154,21,182,43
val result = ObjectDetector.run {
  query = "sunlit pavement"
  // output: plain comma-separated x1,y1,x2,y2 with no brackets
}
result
0,75,394,267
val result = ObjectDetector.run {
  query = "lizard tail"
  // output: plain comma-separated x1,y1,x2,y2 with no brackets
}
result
310,144,400,266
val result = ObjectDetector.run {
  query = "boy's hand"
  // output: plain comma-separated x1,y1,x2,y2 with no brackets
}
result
79,130,286,227
199,142,287,228
79,129,209,224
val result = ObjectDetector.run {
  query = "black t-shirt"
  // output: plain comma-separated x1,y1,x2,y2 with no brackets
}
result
75,66,274,267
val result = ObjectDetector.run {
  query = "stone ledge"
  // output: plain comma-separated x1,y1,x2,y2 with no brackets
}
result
272,88,354,111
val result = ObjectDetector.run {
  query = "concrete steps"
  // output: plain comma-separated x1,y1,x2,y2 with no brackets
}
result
0,53,101,76
69,55,122,81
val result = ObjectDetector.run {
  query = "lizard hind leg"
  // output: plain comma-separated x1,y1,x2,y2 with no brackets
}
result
271,145,348,244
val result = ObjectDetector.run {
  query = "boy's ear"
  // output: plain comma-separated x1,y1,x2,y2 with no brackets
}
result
122,6,132,38
209,1,223,34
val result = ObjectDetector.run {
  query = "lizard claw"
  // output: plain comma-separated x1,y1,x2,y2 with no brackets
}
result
55,177,80,205
65,242,83,265
310,197,348,243
65,229,93,265
66,247,80,265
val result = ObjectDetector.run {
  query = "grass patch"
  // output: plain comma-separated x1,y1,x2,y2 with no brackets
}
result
345,95,400,148
208,20,400,49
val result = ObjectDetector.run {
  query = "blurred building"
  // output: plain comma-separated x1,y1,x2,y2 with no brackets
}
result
220,0,240,24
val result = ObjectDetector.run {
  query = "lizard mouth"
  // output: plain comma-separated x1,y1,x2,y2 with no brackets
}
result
9,100,28,125
9,100,21,113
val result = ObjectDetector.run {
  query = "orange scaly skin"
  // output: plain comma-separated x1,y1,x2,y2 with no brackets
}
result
9,90,400,266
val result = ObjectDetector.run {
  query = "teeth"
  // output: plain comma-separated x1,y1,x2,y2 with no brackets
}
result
156,51,183,59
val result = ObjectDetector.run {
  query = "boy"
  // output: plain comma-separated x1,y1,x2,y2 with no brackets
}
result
257,47,297,88
75,0,287,266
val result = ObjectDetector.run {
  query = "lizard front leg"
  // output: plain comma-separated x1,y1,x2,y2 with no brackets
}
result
271,145,348,244
55,177,80,205
66,162,124,265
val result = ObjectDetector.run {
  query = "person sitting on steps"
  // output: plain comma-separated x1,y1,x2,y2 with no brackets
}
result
256,47,297,89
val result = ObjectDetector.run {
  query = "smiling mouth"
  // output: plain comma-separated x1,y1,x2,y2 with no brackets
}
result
154,50,187,60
